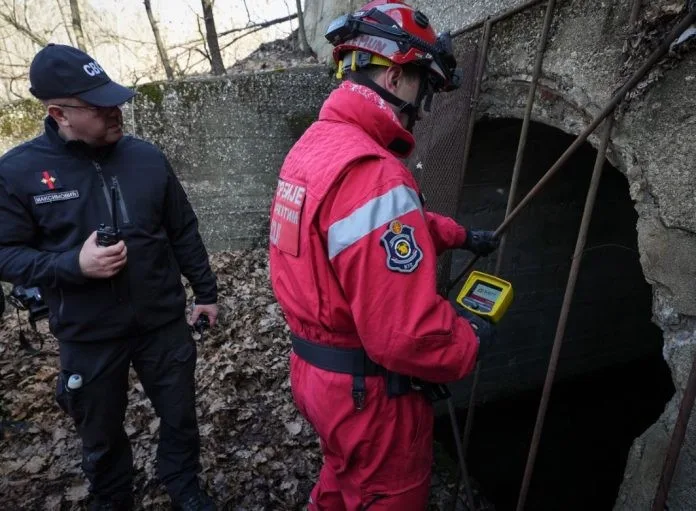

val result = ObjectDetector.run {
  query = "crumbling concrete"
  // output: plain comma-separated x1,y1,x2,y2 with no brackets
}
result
303,0,695,509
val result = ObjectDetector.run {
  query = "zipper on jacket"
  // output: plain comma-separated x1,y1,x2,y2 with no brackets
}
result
93,162,114,223
110,176,130,224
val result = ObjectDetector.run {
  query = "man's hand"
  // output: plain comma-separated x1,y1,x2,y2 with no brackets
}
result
463,230,499,256
79,231,127,278
189,303,218,328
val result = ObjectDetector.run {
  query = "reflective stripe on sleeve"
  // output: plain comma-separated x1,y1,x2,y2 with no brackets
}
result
328,184,422,259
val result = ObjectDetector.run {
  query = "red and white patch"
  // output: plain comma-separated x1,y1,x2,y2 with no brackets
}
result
270,179,306,256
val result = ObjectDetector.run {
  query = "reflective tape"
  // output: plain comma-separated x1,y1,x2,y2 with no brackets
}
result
328,184,422,259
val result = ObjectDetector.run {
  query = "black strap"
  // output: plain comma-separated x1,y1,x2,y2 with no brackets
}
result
291,335,418,407
291,335,389,410
291,335,385,376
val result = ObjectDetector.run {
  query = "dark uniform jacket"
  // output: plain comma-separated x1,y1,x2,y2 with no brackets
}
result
0,117,217,342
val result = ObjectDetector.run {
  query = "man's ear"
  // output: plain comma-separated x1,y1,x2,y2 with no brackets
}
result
384,65,405,94
46,104,69,127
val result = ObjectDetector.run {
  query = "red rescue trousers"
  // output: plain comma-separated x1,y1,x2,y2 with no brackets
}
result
291,353,434,510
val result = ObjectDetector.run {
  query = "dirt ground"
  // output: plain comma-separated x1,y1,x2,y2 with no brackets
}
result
0,249,481,510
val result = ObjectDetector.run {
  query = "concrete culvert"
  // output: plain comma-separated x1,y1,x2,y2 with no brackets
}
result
434,118,675,510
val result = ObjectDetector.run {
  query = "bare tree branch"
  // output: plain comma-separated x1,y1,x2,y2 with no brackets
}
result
54,0,76,46
144,0,174,80
242,0,251,25
217,13,298,38
69,0,87,51
0,1,47,47
295,0,312,56
200,0,225,75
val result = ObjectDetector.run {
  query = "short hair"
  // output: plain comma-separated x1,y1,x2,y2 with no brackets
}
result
357,63,424,83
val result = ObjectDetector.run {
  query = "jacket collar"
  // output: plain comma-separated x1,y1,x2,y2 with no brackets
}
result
318,81,415,159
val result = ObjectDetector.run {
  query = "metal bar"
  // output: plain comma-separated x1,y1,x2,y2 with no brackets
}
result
652,352,696,510
630,0,642,28
495,0,557,275
448,397,478,511
448,360,482,511
515,116,615,511
453,0,546,37
443,24,493,511
456,18,493,196
462,359,481,457
446,7,696,295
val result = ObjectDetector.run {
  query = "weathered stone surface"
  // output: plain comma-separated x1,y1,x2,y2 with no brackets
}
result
0,98,43,154
125,68,334,252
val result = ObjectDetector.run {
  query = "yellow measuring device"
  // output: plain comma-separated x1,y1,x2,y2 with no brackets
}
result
455,271,514,324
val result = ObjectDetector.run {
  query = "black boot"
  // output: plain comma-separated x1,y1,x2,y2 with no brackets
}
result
171,487,217,511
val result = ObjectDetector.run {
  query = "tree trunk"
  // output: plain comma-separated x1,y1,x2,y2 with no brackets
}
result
144,0,175,80
201,0,226,75
69,0,87,51
295,0,312,55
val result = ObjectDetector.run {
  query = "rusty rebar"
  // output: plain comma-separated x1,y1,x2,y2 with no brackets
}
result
514,115,614,511
448,397,478,511
448,359,482,511
446,7,696,295
443,24,493,511
495,0,557,275
652,351,696,510
453,0,546,37
456,18,493,194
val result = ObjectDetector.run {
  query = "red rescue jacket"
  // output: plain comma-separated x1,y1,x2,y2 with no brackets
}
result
269,81,479,383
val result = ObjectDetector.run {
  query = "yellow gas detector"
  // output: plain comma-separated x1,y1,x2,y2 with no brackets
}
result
455,271,514,323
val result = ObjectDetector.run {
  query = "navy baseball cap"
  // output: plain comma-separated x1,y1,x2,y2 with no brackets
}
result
29,43,135,107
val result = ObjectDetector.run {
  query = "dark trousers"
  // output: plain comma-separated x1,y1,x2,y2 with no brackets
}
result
55,316,200,501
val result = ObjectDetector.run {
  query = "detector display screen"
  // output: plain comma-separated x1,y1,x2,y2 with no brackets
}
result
471,282,502,303
462,280,504,313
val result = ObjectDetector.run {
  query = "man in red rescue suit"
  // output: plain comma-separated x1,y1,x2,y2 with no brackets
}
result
269,2,499,509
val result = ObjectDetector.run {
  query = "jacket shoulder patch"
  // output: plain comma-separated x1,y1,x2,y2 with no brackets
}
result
380,220,423,273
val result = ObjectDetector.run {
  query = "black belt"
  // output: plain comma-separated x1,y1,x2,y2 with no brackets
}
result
291,334,417,410
290,335,386,376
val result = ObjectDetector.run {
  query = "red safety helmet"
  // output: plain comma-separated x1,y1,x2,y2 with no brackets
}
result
325,0,461,92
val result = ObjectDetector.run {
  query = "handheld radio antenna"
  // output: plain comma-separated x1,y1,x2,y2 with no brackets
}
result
110,185,118,232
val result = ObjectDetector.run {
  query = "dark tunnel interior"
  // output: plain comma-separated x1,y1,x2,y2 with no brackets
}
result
433,118,675,511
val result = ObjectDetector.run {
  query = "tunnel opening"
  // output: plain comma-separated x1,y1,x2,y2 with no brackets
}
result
433,118,675,510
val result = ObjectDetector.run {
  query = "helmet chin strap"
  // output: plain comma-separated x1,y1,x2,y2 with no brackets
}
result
346,70,430,132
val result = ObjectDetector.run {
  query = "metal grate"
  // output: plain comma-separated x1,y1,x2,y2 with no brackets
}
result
406,44,478,292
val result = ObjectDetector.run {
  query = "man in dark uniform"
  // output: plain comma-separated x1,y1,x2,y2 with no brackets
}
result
0,44,218,511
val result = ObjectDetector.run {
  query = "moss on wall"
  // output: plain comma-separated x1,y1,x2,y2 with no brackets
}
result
134,82,165,108
0,98,44,141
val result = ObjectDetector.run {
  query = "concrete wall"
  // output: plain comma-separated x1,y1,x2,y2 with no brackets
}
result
125,68,335,251
305,0,696,509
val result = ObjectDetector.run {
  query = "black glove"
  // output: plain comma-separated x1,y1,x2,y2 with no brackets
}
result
463,230,499,256
452,302,496,358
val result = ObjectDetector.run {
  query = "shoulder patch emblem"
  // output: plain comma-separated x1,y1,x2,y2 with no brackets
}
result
380,220,423,273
